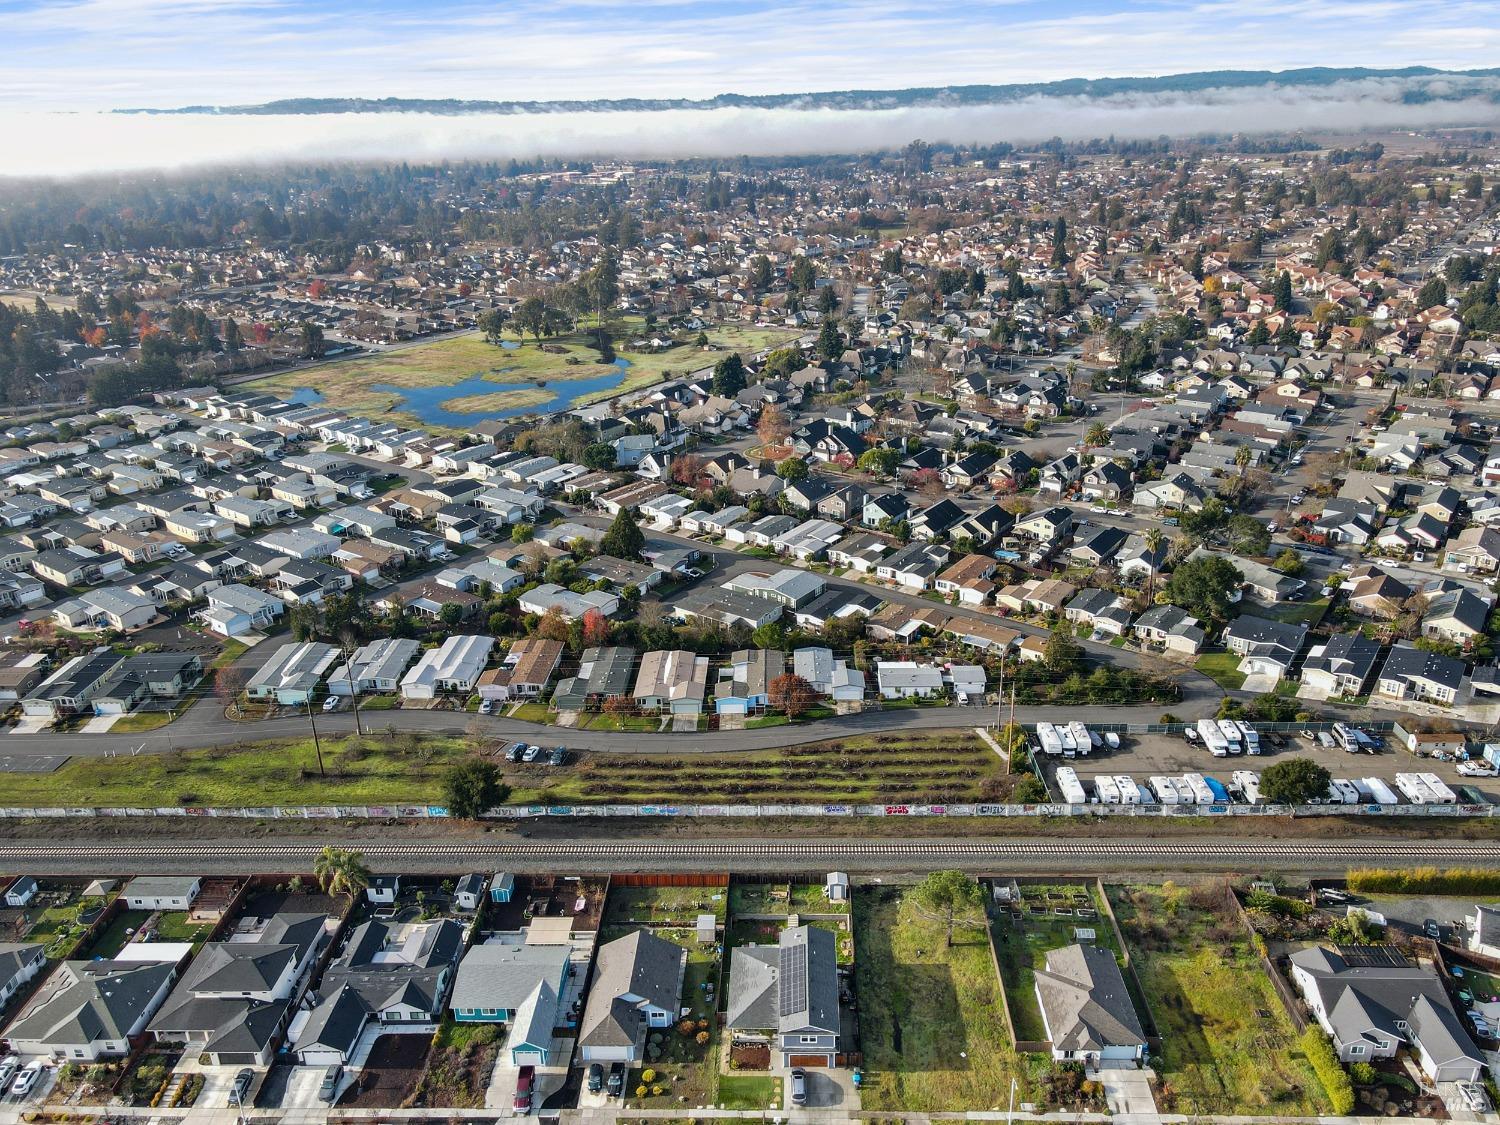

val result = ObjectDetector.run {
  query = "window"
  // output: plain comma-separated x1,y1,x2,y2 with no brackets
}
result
1348,1046,1366,1057
799,1035,820,1044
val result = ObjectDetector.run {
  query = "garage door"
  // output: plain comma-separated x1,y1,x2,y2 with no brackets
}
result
512,1049,547,1067
788,1054,831,1068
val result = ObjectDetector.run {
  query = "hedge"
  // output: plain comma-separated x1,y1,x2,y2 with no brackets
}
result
1301,1027,1355,1115
1346,866,1500,896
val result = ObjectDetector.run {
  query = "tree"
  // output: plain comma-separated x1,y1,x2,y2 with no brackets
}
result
816,319,843,363
1272,548,1304,576
857,448,898,476
757,403,790,449
1084,422,1109,447
912,869,983,947
1260,758,1332,805
600,506,645,560
1143,527,1165,600
1165,554,1243,622
582,442,616,470
1013,774,1048,803
298,321,325,359
1044,627,1084,674
443,758,510,819
776,457,809,484
767,673,818,719
712,351,746,396
314,846,370,898
789,256,817,294
749,254,773,290
535,605,570,642
439,602,464,628
581,608,610,646
1272,271,1294,312
1225,514,1271,557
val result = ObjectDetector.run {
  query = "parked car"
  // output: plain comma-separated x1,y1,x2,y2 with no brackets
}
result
228,1068,254,1107
606,1063,624,1096
1466,1011,1492,1039
319,1065,342,1103
322,696,341,712
587,1064,604,1094
522,744,542,763
1458,761,1498,778
0,1057,19,1093
504,742,526,762
1184,727,1199,743
1103,732,1120,749
790,1068,808,1107
1423,918,1442,940
513,1065,535,1113
479,698,495,715
10,1062,44,1099
548,746,567,767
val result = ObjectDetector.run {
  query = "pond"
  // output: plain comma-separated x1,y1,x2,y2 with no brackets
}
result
289,357,633,427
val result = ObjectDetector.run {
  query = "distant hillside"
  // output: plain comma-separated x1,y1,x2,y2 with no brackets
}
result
120,66,1500,116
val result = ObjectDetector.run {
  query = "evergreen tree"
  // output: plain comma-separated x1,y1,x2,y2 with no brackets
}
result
600,506,645,560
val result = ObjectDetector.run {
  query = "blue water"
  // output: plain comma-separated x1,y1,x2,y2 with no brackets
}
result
355,356,633,426
287,387,326,405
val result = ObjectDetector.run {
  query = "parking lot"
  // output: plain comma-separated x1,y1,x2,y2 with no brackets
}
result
1043,729,1500,804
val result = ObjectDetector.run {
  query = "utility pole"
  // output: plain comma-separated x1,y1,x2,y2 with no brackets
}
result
344,646,364,737
305,698,325,777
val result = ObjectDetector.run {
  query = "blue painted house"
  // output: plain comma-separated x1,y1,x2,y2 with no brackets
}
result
711,649,785,715
449,941,570,1027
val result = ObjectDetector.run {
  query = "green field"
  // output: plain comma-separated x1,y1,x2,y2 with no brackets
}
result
1109,883,1328,1117
855,886,1026,1112
249,319,798,434
1194,651,1247,691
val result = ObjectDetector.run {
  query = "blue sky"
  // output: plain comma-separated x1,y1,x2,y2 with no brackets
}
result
4,0,1500,110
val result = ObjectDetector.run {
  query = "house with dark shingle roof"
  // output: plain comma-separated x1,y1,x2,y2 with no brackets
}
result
5,958,179,1061
0,942,46,1009
577,931,685,1064
1290,945,1483,1083
1033,943,1147,1064
727,924,840,1067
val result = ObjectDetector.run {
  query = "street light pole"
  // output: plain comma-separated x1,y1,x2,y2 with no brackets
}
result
344,646,364,737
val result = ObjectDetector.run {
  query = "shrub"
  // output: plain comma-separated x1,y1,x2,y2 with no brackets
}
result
1300,1027,1354,1115
695,1031,710,1045
640,1069,656,1084
1347,866,1500,896
635,1085,648,1098
1349,1062,1378,1086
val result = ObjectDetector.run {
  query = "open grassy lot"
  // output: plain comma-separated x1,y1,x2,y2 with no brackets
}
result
988,881,1122,1043
250,319,797,433
0,730,1006,809
1108,883,1328,1117
854,885,1025,1112
1194,651,1247,691
1259,597,1330,627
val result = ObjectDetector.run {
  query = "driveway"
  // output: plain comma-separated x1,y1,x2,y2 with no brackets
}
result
786,1067,860,1110
1097,1063,1156,1118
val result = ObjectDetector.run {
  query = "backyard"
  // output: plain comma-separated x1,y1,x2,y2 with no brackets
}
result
854,885,1025,1112
600,882,769,1111
725,880,853,968
987,880,1126,1044
1108,882,1329,1117
249,320,798,434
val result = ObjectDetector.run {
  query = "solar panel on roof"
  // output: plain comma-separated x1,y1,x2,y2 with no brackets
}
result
779,944,807,1018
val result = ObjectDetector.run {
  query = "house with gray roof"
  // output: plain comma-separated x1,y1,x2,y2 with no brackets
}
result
449,941,570,1025
726,924,840,1067
148,912,329,1065
577,930,685,1064
0,942,46,1009
1033,943,1147,1065
315,918,464,1031
1290,945,1483,1083
4,958,179,1061
551,646,637,712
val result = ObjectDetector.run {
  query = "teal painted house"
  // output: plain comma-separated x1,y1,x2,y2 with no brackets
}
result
449,941,570,1028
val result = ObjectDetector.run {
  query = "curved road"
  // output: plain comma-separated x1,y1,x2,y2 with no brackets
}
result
0,835,1489,876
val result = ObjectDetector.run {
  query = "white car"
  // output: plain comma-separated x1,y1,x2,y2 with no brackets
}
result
322,696,341,712
11,1062,44,1098
0,1058,17,1092
1458,761,1498,778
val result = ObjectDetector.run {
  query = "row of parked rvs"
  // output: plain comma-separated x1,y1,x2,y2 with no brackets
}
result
1035,721,1121,757
1191,719,1262,757
1053,768,1458,806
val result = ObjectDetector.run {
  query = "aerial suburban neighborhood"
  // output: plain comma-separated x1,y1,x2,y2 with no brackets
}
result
4,18,1500,1116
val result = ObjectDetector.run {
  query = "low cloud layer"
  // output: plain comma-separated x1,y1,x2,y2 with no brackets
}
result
5,77,1500,179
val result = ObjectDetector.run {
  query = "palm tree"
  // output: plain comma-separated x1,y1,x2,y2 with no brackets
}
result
1144,527,1165,603
1084,422,1109,447
1234,444,1252,469
314,846,370,898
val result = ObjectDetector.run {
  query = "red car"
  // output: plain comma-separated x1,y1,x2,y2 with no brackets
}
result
513,1065,535,1113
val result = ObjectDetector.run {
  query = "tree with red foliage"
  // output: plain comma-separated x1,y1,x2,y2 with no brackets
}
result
535,606,570,642
308,279,328,299
670,454,706,488
581,608,609,646
767,673,818,719
912,467,945,499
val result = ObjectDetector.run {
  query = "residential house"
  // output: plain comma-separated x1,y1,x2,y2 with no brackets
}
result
726,925,840,1068
1033,943,1147,1065
577,931,686,1065
633,649,711,716
1375,643,1466,707
401,635,495,701
244,642,339,706
1300,634,1383,698
1221,615,1309,682
712,649,785,715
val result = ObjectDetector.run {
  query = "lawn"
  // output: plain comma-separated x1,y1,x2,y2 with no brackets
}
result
152,910,214,947
249,320,798,434
714,1073,782,1110
0,729,1007,809
1194,651,1247,691
1108,883,1329,1117
84,909,152,958
576,711,663,732
1260,597,1330,627
508,702,553,724
854,886,1027,1112
988,881,1123,1044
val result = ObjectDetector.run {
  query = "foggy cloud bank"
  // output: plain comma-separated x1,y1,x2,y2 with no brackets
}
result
5,77,1500,178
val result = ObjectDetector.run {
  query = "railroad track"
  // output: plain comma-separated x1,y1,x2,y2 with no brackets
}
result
0,836,1490,872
